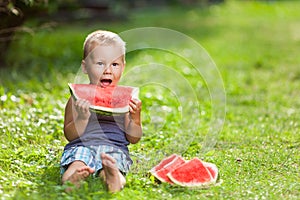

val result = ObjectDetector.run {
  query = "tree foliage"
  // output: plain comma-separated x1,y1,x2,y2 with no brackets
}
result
0,0,55,67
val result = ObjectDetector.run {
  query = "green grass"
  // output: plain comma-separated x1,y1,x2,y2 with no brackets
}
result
1,0,300,199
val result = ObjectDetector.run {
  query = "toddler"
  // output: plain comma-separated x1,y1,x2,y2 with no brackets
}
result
60,30,142,192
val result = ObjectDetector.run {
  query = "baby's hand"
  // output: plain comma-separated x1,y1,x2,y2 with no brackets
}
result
74,98,91,120
129,98,142,124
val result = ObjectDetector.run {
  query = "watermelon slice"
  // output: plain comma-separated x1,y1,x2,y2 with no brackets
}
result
68,83,139,114
167,158,218,187
150,154,185,184
150,154,179,172
202,161,218,183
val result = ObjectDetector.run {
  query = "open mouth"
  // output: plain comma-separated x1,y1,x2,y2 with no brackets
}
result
100,79,112,87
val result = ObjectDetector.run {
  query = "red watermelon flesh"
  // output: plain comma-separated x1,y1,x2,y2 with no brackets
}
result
152,155,185,184
203,161,218,182
150,154,185,183
167,158,217,187
150,154,179,173
68,83,139,114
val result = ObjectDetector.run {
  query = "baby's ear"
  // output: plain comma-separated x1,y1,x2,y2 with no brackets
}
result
81,60,87,74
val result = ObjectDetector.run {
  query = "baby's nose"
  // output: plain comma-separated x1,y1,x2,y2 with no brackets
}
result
103,65,112,73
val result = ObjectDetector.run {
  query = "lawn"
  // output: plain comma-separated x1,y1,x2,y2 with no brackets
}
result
0,0,299,199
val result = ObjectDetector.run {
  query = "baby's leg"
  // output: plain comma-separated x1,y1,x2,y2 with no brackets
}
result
62,160,95,188
100,153,126,193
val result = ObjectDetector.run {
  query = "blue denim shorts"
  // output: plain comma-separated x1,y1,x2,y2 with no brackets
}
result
60,145,132,176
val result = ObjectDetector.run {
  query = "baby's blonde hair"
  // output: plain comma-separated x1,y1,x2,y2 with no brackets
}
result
83,30,126,59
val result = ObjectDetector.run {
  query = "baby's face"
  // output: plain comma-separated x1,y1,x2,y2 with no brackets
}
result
82,45,125,88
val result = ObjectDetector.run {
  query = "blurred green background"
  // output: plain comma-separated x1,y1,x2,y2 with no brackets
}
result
1,0,224,66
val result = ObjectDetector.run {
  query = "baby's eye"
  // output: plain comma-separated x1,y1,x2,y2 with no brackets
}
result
97,62,104,66
112,63,119,67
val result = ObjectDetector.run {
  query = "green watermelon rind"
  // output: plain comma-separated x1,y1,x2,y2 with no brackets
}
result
167,158,218,188
68,83,139,114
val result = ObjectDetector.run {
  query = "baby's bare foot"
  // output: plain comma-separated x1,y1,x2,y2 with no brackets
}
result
66,166,95,189
101,153,125,192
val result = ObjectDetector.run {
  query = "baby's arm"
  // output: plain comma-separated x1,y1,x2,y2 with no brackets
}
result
125,99,143,144
63,97,91,141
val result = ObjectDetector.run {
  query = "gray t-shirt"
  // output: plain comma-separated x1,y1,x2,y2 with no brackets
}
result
64,113,130,156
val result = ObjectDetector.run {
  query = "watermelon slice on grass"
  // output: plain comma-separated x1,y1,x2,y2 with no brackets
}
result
150,154,219,187
202,161,218,183
68,83,139,114
167,158,218,187
149,154,186,184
